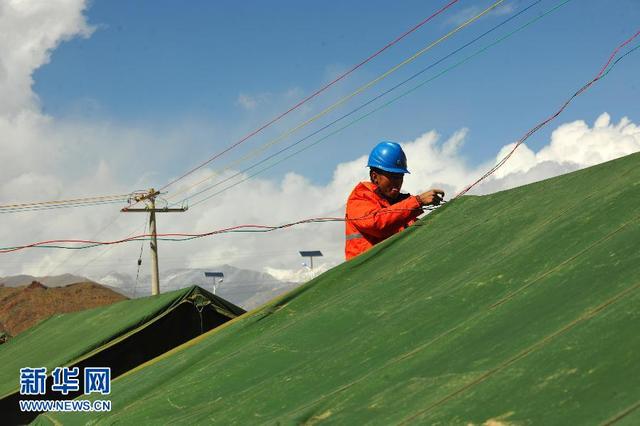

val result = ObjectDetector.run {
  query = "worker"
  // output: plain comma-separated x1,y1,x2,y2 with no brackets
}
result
345,141,444,260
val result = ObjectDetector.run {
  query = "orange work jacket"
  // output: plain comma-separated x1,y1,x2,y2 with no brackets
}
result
345,181,422,260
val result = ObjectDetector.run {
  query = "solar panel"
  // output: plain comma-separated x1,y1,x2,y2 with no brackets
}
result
299,251,323,257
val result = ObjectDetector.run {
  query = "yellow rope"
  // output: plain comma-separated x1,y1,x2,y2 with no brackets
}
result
166,0,506,202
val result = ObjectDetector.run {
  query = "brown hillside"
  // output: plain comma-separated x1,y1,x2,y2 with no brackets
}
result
0,281,128,337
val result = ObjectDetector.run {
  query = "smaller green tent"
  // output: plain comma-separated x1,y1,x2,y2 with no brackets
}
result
0,285,244,424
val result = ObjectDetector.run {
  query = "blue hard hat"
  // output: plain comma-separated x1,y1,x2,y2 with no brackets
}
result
367,141,410,174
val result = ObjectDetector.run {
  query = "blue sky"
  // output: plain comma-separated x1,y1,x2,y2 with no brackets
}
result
33,0,640,184
2,0,639,281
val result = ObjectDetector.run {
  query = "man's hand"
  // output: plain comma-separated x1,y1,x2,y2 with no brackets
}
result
416,189,445,206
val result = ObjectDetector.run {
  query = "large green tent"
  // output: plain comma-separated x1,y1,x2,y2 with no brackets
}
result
0,286,244,424
39,153,640,424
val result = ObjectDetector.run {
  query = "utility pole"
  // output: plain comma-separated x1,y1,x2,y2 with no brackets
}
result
122,189,187,295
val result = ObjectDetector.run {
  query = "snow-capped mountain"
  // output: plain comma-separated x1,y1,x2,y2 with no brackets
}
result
93,264,303,310
1,265,310,310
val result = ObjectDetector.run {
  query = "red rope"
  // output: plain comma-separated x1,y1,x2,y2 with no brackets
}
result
157,0,461,195
0,209,427,253
455,28,640,199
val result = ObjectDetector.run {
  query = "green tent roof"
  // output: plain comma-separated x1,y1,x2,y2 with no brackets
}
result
1,286,244,423
39,153,640,424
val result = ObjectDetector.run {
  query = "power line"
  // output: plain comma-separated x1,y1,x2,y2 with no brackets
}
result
177,0,545,208
0,194,130,210
70,220,144,276
155,0,463,196
186,0,569,209
0,208,434,253
41,191,158,276
0,198,127,214
0,189,161,214
163,0,505,204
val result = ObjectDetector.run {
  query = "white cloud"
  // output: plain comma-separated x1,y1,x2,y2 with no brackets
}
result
236,93,260,110
538,113,640,166
446,3,516,28
402,129,473,196
0,0,94,116
473,113,640,194
265,264,332,284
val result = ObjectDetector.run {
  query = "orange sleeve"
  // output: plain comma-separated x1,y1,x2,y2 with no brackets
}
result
347,192,422,239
